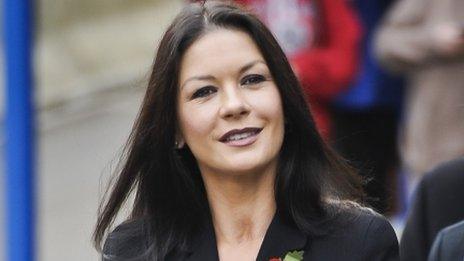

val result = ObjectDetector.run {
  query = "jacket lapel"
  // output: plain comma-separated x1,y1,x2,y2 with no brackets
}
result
183,217,220,261
256,211,308,261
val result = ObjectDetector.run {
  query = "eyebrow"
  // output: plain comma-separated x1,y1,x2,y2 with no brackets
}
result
180,60,266,89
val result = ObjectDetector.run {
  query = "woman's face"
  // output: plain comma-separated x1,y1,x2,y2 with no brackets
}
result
177,28,284,176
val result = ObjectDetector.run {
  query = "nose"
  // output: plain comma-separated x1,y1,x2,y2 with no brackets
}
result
219,86,250,120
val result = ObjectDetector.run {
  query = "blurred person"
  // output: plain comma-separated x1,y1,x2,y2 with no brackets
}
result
400,158,464,261
374,0,464,181
428,219,464,261
233,0,362,138
330,0,404,215
93,1,399,260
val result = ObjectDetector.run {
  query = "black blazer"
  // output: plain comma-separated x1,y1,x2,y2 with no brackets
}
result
428,220,464,261
400,158,464,261
103,207,398,261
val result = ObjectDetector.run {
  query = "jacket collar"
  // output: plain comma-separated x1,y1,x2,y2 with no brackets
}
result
183,210,308,261
256,210,308,260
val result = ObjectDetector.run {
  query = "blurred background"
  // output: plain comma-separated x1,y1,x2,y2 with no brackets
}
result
2,0,464,260
2,0,184,260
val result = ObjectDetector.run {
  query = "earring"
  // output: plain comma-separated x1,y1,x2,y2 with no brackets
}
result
175,139,185,149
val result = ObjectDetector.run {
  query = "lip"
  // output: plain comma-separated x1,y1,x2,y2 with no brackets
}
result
219,127,263,147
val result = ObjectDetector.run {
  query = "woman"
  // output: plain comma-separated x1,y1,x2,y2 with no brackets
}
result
94,1,398,260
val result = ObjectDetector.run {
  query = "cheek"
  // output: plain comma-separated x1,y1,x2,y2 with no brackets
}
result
179,104,216,141
250,88,284,124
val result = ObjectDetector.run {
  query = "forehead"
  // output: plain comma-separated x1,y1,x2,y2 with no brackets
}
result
179,28,266,81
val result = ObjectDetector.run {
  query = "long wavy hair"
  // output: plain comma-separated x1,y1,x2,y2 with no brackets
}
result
94,1,363,259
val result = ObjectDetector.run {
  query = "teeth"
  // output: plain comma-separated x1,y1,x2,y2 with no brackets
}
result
226,131,256,141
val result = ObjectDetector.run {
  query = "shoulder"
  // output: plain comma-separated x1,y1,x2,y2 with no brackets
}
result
428,220,464,261
421,157,464,189
306,200,399,260
330,201,398,244
102,219,152,260
346,209,399,260
438,220,464,242
411,158,464,218
325,199,388,231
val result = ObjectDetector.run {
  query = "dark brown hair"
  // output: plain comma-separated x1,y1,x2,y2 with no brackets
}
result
94,1,363,259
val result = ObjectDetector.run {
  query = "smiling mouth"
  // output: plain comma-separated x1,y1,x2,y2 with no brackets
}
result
219,127,263,146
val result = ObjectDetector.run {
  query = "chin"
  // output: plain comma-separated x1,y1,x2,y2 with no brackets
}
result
215,157,277,176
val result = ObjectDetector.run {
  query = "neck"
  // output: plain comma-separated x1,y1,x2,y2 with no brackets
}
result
201,165,277,246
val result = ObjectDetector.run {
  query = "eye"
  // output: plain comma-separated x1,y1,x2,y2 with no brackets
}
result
241,74,266,86
191,86,217,99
